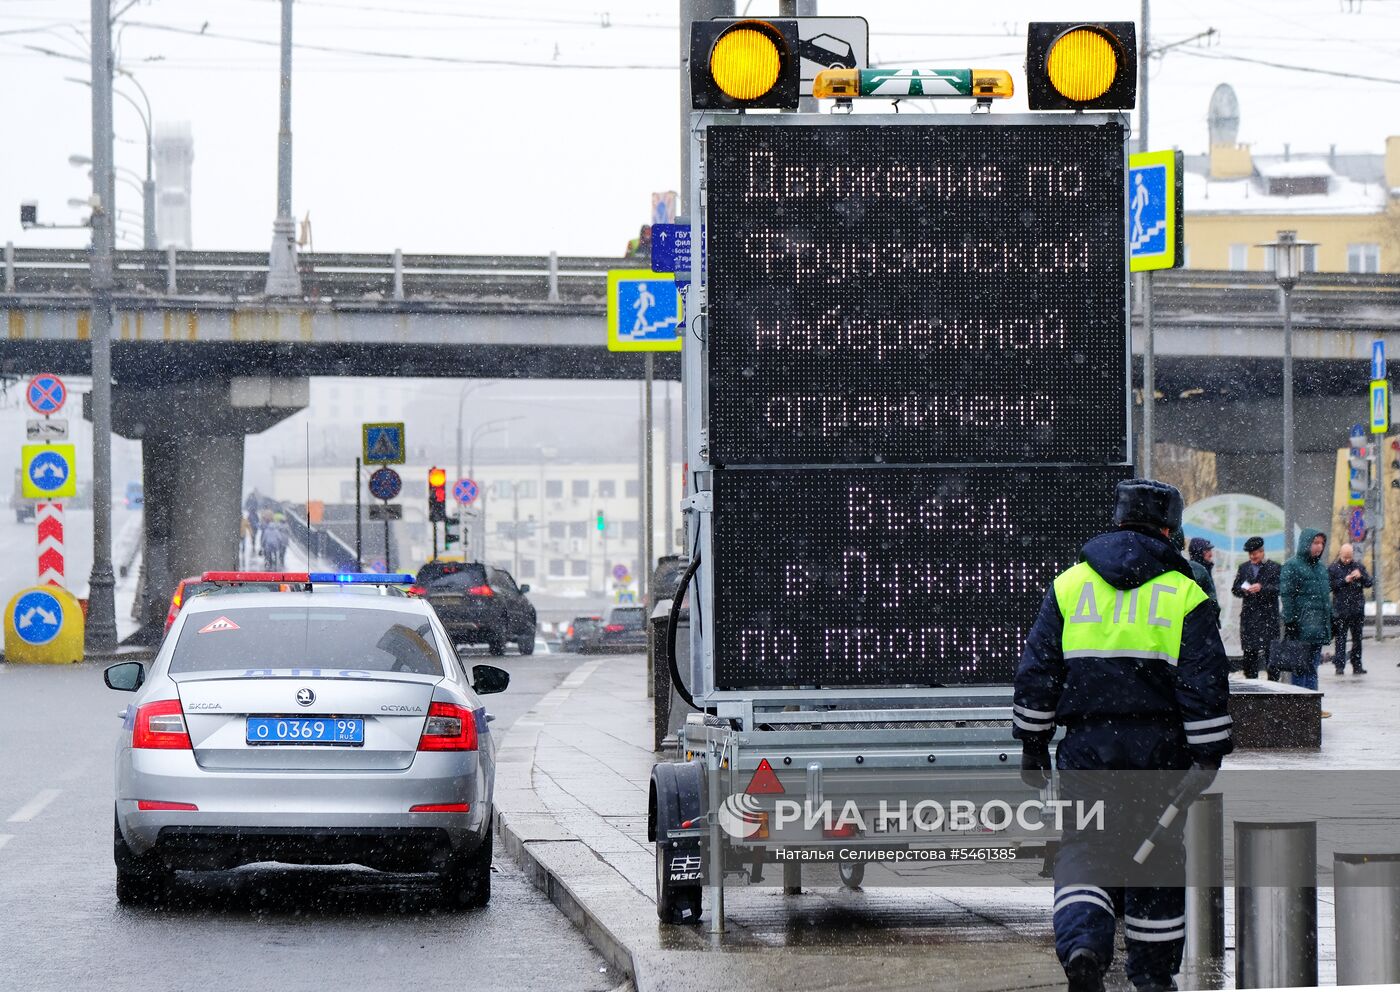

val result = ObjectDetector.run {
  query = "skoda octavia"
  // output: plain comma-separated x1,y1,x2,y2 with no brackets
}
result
104,579,509,909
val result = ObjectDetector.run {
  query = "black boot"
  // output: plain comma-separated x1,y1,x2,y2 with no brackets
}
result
1066,949,1105,992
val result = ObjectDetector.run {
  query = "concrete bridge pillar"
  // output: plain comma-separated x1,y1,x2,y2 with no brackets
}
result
87,377,307,641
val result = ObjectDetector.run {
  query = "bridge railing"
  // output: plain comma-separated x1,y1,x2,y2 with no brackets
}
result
4,245,1399,314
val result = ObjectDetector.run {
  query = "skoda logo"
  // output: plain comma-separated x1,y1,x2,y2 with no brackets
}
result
296,687,315,707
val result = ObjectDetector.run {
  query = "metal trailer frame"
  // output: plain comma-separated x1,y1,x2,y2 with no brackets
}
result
665,109,1132,931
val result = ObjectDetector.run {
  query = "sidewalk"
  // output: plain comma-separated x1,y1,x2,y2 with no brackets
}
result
494,639,1400,991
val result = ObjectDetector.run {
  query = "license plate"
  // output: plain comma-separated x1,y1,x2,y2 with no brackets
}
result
246,717,364,745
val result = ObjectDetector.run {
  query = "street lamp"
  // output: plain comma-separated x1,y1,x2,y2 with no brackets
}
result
66,69,157,249
467,416,524,561
1259,230,1315,548
455,380,499,488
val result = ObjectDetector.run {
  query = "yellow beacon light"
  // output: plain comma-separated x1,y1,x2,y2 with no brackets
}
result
1045,28,1117,102
1025,21,1136,111
710,27,781,101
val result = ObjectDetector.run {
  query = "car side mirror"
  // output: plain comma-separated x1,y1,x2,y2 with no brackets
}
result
519,583,530,594
104,661,145,692
471,664,510,695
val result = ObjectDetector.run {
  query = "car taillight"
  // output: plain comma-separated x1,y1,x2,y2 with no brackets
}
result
605,624,624,633
137,800,199,811
566,625,574,637
132,699,191,750
407,584,426,597
467,584,494,597
417,702,478,751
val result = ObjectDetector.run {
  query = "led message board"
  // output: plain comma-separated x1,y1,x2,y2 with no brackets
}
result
706,122,1127,465
712,466,1130,689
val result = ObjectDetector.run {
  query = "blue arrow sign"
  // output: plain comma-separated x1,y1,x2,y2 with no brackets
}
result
13,589,63,645
27,450,70,493
1373,340,1386,381
453,478,479,505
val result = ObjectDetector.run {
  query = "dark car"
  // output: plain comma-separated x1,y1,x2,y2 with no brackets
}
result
413,560,536,656
649,555,689,612
561,615,602,653
591,606,649,654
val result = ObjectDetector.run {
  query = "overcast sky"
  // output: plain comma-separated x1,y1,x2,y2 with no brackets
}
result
1,0,1398,257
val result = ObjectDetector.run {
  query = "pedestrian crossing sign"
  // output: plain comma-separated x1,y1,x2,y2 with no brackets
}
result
1128,150,1183,273
607,269,683,352
362,422,406,464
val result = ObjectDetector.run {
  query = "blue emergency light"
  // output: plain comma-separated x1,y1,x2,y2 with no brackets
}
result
308,572,415,584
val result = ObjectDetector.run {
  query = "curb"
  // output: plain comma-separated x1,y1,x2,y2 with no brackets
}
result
494,807,638,983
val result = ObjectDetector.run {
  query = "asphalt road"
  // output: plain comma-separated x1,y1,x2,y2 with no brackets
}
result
0,648,619,992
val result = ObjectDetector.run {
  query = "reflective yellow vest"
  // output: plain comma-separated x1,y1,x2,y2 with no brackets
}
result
1053,561,1206,666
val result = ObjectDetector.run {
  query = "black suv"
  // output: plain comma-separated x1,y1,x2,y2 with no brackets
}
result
413,560,537,656
591,605,649,653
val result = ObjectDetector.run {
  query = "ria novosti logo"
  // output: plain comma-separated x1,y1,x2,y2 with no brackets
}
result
718,759,786,840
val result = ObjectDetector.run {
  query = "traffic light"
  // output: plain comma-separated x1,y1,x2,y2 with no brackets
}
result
444,516,460,548
1390,440,1400,489
428,467,447,522
1025,22,1137,111
596,509,606,532
690,19,800,111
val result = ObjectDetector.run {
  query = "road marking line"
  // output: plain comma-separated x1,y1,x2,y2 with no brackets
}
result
0,835,12,850
7,788,61,823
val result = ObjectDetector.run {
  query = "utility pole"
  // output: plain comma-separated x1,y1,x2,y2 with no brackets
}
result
664,381,673,554
265,0,301,296
643,353,654,604
85,0,118,655
1139,0,1155,479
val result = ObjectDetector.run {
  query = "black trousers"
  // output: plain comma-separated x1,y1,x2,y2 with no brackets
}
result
1241,641,1273,679
1334,615,1364,670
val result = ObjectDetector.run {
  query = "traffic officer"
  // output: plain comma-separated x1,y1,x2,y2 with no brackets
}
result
1014,479,1232,992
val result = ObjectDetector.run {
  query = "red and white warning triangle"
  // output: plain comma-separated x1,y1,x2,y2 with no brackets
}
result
197,616,241,634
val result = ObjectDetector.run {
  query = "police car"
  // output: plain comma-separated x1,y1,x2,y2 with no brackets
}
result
105,573,508,909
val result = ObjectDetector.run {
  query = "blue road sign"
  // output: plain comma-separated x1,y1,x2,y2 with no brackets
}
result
1371,379,1390,434
27,449,70,494
1130,163,1168,258
1373,340,1387,381
606,270,682,352
453,478,479,505
25,374,67,414
1350,508,1367,543
650,224,692,275
368,467,402,501
13,589,63,645
362,422,406,464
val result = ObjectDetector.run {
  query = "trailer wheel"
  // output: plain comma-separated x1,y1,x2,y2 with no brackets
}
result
838,859,865,890
655,846,703,924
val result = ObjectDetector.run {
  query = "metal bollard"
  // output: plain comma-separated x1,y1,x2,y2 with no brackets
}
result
391,248,404,300
1235,821,1317,990
1335,853,1400,986
165,244,177,294
1184,793,1225,974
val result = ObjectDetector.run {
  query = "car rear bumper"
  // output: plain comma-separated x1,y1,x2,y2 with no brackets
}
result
117,749,488,861
138,824,471,872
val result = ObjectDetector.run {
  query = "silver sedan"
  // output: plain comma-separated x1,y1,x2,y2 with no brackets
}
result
104,589,509,909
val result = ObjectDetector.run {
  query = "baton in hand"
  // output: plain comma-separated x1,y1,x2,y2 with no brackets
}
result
1132,765,1217,865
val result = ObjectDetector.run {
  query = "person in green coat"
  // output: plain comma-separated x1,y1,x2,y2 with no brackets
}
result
1279,528,1331,692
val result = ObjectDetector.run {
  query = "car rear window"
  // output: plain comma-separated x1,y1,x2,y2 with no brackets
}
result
169,607,444,676
417,562,488,592
610,608,646,628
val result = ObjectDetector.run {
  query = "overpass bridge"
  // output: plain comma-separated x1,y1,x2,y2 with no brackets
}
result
3,246,1398,640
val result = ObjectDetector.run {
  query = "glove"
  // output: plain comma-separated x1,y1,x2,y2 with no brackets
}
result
1284,622,1300,640
1020,742,1052,790
1177,762,1219,807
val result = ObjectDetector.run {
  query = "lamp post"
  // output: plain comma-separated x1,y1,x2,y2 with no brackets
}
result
1259,230,1313,547
466,417,523,562
66,68,156,249
265,0,301,296
454,380,499,488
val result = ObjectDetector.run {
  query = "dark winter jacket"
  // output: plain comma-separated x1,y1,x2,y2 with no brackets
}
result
1187,538,1218,606
1013,528,1234,764
1328,556,1373,619
1280,528,1332,645
1231,559,1281,651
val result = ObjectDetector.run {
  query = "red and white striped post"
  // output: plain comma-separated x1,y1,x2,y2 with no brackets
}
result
36,501,65,587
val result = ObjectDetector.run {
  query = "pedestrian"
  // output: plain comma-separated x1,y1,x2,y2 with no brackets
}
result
1328,543,1371,675
1014,479,1232,992
1279,528,1331,705
1230,536,1280,679
1187,538,1218,608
